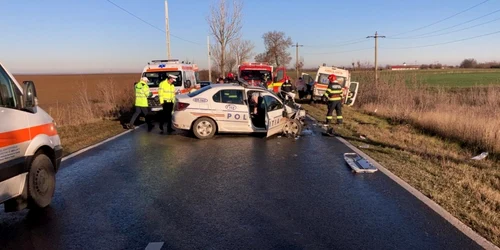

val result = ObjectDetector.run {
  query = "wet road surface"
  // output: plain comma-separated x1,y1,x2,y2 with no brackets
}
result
0,122,483,250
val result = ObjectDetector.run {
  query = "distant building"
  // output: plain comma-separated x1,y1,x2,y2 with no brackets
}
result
390,64,420,71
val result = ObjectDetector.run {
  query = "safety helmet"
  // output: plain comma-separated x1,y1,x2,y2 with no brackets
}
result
328,74,337,82
227,72,234,78
141,77,149,82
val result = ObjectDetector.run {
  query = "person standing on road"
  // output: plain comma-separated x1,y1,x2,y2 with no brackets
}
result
128,77,154,131
158,74,177,133
324,74,343,135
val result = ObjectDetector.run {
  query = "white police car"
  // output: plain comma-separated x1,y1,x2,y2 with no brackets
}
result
172,81,306,139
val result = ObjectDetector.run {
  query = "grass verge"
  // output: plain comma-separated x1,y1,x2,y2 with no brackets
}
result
303,103,500,248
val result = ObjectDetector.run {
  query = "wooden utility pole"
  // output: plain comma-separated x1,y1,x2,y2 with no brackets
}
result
293,42,303,80
165,0,171,59
207,36,212,82
366,31,385,83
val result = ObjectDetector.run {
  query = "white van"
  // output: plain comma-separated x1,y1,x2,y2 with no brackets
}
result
0,62,62,212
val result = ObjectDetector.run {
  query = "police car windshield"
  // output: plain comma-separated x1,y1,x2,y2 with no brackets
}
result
143,71,182,87
240,70,272,81
317,73,346,87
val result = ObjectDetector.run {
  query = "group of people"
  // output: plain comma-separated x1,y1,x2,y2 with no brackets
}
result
216,73,236,83
126,74,177,133
126,72,344,137
279,76,313,99
279,74,344,136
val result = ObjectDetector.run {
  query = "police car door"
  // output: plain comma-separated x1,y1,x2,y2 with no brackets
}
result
211,89,251,132
262,93,287,137
0,65,29,203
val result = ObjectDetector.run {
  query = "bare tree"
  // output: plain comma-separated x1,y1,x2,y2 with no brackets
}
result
254,31,293,67
225,47,237,73
230,38,255,66
254,51,271,63
206,0,243,77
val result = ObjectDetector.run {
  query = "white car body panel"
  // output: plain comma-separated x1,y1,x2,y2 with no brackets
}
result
172,84,299,137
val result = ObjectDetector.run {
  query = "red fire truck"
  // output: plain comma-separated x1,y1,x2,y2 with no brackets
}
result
237,62,288,93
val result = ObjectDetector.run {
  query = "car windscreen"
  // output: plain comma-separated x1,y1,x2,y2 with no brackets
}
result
187,85,212,97
142,71,182,87
240,70,272,81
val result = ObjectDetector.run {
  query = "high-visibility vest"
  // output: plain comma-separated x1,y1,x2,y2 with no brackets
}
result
324,82,343,101
135,81,151,107
158,80,176,104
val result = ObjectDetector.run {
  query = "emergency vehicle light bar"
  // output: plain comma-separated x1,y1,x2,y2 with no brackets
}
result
151,59,180,64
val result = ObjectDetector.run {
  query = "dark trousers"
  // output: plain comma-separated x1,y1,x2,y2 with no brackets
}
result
129,107,152,126
326,101,343,124
159,102,174,131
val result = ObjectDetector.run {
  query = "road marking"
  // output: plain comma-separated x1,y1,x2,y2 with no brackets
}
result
61,125,142,162
306,114,500,250
145,242,164,250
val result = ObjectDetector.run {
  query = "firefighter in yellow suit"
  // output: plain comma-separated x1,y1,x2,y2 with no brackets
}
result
324,74,343,136
158,74,177,133
128,77,153,131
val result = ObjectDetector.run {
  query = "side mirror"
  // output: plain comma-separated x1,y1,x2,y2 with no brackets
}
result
184,80,192,88
22,81,38,112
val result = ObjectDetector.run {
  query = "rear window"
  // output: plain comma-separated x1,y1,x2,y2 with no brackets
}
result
317,73,346,87
187,85,211,97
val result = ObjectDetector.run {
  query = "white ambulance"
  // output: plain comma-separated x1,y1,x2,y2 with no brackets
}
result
302,65,360,106
141,59,199,111
0,62,62,212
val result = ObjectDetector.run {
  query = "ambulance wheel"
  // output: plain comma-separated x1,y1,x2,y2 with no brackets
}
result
28,153,56,209
193,117,216,139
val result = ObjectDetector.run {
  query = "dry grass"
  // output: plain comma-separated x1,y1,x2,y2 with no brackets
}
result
13,73,138,155
14,74,137,126
353,71,500,157
303,104,500,247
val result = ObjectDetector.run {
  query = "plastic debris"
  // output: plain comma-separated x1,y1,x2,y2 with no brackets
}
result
359,144,370,149
360,135,367,140
471,152,488,160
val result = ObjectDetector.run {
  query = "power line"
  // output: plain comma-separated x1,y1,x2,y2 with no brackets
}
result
388,0,491,38
388,8,500,39
381,30,500,49
303,38,368,48
105,0,203,45
390,16,500,39
303,47,372,55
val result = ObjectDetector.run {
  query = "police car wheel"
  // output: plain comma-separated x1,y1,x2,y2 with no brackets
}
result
193,117,216,139
28,153,56,209
283,119,303,136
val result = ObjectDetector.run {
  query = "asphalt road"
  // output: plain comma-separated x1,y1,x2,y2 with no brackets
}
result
0,122,483,250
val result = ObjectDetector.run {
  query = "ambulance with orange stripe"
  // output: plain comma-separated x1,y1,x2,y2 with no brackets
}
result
141,59,198,111
0,62,62,212
302,65,360,106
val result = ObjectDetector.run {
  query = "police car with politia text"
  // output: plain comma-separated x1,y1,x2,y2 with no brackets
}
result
172,79,306,139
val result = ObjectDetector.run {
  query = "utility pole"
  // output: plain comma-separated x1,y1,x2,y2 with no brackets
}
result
366,31,385,83
207,36,211,82
165,0,171,59
293,42,303,80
